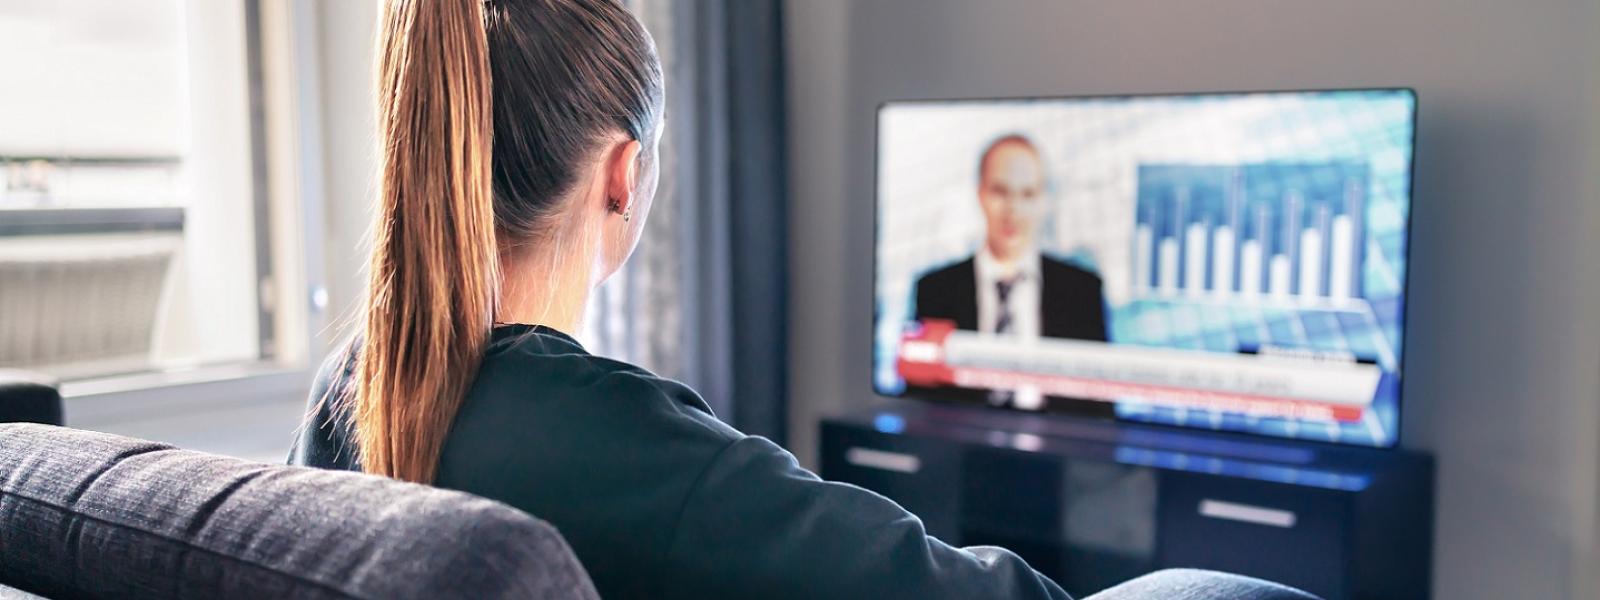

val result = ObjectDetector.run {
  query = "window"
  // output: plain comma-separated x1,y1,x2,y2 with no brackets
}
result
0,0,319,386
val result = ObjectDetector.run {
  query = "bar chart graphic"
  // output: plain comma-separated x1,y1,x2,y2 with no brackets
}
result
1118,161,1402,446
1133,163,1369,304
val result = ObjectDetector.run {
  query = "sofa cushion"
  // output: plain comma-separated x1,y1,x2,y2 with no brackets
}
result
0,424,599,600
0,581,46,599
1084,568,1320,600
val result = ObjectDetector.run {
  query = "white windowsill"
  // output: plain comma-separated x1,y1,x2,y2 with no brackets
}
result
61,361,315,464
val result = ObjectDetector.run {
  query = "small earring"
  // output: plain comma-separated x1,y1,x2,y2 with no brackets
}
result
623,208,632,222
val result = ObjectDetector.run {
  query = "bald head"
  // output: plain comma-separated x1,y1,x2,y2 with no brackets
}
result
975,134,1047,264
978,134,1043,182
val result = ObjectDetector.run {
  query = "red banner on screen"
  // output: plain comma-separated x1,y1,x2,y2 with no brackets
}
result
897,319,1368,423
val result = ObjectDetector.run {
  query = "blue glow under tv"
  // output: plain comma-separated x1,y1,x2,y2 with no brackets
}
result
873,88,1417,448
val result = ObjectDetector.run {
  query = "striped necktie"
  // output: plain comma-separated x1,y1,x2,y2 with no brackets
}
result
994,276,1018,335
988,275,1021,407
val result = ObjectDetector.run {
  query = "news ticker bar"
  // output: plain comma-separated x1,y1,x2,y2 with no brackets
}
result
897,320,1381,422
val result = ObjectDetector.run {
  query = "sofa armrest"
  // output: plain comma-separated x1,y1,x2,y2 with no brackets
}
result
0,370,61,426
0,423,599,600
1085,569,1320,600
0,581,49,599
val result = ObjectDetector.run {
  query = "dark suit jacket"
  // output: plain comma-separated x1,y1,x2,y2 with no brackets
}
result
908,255,1113,417
913,255,1108,342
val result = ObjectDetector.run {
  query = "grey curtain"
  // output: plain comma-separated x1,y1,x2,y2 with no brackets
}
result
582,0,789,443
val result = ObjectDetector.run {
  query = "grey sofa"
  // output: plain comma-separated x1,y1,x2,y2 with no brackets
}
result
0,364,1314,600
0,423,599,599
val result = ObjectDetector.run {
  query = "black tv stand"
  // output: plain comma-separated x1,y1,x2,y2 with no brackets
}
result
819,399,1433,599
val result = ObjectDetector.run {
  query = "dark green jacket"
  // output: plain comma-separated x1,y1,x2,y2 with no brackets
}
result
290,324,1068,599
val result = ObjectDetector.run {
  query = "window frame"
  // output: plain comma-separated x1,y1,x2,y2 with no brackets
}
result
56,0,331,424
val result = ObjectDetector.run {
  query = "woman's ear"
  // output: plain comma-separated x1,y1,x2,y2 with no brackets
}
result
606,139,644,217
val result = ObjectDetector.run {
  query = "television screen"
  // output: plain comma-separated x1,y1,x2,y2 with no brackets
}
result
873,88,1416,448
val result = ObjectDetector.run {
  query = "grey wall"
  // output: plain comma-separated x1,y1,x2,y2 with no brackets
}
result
784,1,1600,599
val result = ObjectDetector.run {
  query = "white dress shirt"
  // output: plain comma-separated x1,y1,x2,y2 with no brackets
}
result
974,246,1045,409
974,245,1042,340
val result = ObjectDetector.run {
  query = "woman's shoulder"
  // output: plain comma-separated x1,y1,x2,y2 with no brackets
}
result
289,337,361,469
307,327,731,436
295,327,745,470
469,327,740,442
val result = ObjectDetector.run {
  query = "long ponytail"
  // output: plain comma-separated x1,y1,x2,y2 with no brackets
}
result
351,0,662,483
357,0,498,483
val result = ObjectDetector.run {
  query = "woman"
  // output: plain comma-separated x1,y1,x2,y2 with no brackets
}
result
290,0,1068,597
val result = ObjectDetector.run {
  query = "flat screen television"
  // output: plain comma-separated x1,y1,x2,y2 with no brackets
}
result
873,88,1417,448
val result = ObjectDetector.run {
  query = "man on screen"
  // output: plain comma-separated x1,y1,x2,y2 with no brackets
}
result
914,133,1108,343
911,134,1110,414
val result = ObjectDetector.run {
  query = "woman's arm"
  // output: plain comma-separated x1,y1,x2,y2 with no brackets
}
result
287,343,358,470
662,436,1071,599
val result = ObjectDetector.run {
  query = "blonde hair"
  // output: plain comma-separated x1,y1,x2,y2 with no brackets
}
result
357,0,498,484
353,0,661,483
